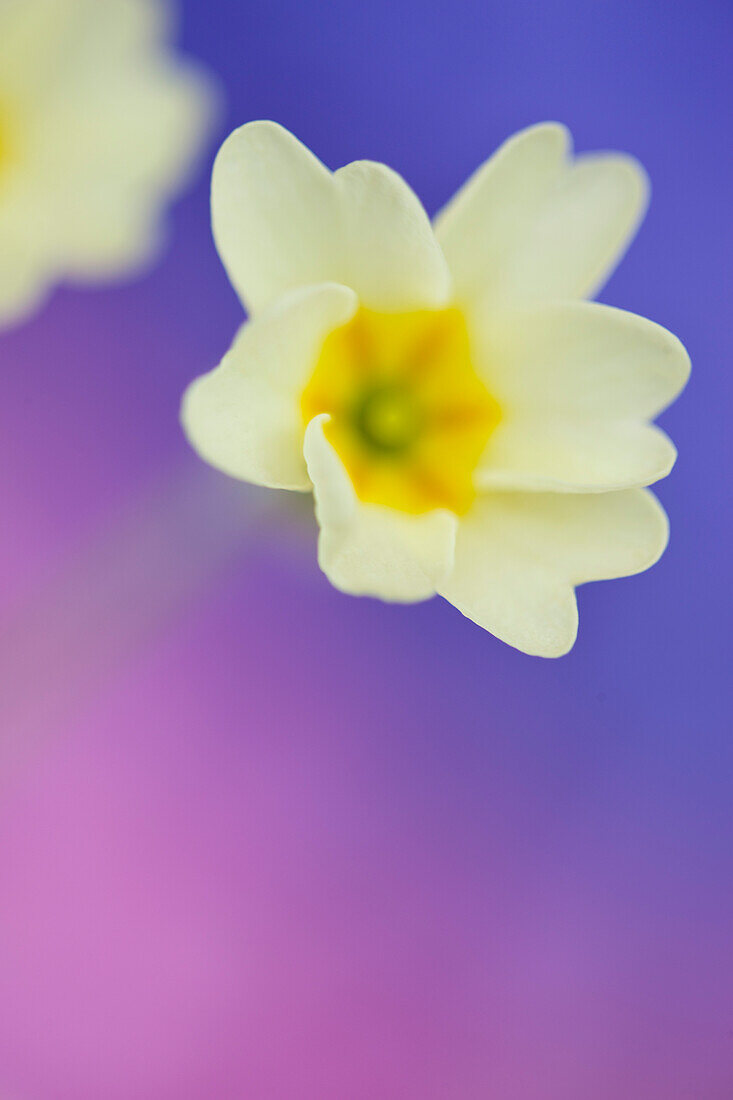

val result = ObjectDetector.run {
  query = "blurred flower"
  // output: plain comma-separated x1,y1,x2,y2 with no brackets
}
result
182,121,689,656
0,0,216,327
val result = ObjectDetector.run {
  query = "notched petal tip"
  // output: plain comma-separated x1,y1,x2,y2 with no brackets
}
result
211,120,450,314
436,121,657,307
440,487,670,657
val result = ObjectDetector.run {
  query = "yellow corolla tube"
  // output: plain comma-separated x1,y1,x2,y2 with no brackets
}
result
301,307,501,515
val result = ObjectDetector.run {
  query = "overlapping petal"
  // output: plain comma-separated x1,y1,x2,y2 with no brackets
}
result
435,122,648,311
212,121,451,316
476,419,676,494
473,301,689,492
439,489,668,656
304,415,457,602
182,284,357,490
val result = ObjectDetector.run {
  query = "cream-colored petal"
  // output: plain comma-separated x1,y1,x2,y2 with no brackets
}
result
181,284,357,490
477,301,690,419
212,121,451,316
501,154,648,304
476,419,676,494
473,300,689,492
434,123,570,307
304,415,457,602
435,123,648,309
439,488,668,657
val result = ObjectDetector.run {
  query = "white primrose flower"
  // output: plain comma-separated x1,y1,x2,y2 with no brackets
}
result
182,121,689,657
0,0,215,326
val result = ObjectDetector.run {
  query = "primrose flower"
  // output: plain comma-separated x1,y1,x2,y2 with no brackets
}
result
182,121,689,656
0,0,215,327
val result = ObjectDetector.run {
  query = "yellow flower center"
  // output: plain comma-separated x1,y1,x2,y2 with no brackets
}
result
0,100,17,176
301,306,501,515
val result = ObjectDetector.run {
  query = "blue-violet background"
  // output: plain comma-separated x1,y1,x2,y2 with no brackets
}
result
0,1,731,1097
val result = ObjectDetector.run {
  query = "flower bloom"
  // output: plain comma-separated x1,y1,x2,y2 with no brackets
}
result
0,0,215,326
182,121,689,656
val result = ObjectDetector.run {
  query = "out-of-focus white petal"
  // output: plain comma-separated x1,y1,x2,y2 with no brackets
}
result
0,0,217,326
0,0,170,98
35,64,215,279
440,488,668,656
473,301,689,492
0,246,49,328
182,284,357,490
435,122,648,310
304,414,457,602
212,121,451,316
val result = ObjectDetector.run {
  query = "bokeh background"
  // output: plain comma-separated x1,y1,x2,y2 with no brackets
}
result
1,0,732,1097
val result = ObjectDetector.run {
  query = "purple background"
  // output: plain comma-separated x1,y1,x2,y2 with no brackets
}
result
1,0,732,1097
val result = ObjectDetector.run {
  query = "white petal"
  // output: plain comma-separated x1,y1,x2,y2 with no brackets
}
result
503,154,649,303
477,301,690,419
212,121,451,315
40,65,216,280
181,284,357,490
439,489,668,657
434,123,570,305
477,420,676,494
304,415,457,603
474,301,689,492
435,123,648,309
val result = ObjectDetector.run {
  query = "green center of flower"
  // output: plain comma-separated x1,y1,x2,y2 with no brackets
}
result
352,382,422,455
